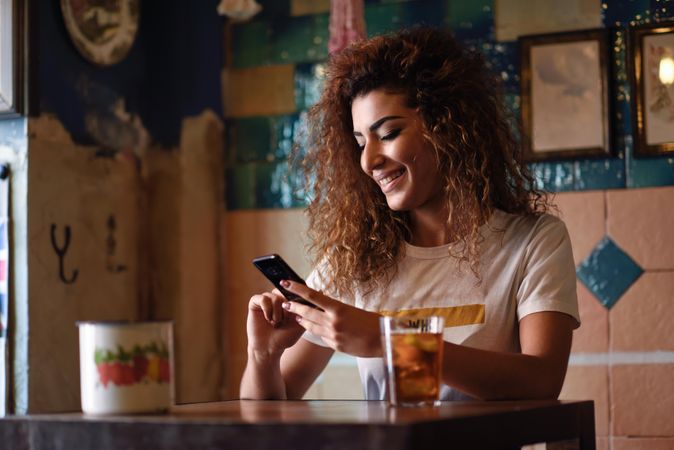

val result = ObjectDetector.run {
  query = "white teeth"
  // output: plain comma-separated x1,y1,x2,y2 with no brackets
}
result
379,169,405,186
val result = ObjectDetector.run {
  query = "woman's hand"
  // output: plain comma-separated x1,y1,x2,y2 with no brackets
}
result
279,280,383,357
246,289,305,358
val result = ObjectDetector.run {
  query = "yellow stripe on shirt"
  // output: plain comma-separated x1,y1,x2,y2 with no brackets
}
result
379,304,485,328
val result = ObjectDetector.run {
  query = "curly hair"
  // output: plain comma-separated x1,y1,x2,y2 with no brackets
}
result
299,26,549,297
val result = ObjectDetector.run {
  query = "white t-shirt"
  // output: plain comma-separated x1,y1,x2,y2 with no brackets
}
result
303,210,580,400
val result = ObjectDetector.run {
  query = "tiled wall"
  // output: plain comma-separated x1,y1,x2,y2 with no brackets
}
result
224,0,674,210
222,1,674,448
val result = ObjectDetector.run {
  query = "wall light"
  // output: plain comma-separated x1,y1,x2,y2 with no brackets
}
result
659,56,674,85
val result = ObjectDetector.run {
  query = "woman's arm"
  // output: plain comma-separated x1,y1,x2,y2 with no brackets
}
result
239,290,334,399
441,311,574,400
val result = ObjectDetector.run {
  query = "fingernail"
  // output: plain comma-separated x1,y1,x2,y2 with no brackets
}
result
295,316,302,324
280,280,291,288
282,302,291,310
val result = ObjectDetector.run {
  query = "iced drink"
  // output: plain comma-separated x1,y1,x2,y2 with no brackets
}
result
381,316,444,406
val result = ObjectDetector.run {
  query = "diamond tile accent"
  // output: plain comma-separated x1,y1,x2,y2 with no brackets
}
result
576,237,643,309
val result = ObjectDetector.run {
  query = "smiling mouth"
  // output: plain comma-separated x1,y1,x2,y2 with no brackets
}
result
378,168,405,187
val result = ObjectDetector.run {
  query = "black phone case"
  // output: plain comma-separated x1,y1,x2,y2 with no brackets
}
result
252,254,317,308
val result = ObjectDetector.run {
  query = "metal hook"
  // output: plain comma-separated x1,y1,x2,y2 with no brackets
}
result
50,223,78,284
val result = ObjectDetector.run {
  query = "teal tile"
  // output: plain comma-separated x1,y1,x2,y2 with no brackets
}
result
529,162,575,192
271,114,301,161
255,161,304,208
226,164,257,210
270,14,329,64
576,237,643,309
575,159,626,190
231,20,271,68
627,156,674,188
294,63,325,111
400,0,449,27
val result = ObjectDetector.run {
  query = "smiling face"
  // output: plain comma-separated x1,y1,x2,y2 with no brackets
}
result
352,89,445,215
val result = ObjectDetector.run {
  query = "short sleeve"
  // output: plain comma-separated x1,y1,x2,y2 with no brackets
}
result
516,215,580,328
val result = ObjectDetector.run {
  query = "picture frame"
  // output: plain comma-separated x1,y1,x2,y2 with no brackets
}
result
519,29,611,162
0,0,25,118
630,21,674,156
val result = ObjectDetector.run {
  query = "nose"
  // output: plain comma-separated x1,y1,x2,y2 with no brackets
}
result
360,140,385,174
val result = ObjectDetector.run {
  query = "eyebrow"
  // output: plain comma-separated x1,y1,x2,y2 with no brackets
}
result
353,115,404,136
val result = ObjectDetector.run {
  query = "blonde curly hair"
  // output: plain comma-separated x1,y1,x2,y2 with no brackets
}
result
299,26,549,297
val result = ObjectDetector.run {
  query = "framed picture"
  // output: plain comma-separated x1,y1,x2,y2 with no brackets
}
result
630,21,674,156
519,29,611,161
0,0,25,117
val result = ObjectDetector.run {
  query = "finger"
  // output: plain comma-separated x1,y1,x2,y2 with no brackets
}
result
271,296,285,327
293,314,333,344
280,280,334,310
282,299,326,325
256,294,275,323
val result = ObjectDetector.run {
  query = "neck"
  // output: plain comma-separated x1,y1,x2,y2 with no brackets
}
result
408,208,452,247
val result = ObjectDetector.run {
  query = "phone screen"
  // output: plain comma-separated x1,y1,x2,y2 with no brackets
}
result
252,254,318,308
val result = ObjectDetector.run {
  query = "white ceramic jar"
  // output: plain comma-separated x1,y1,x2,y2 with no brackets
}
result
78,321,174,414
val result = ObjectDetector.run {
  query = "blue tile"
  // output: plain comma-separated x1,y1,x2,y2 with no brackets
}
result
575,158,626,190
576,237,643,309
652,0,674,21
627,155,674,187
529,162,575,192
447,0,494,41
480,40,519,94
295,63,325,111
602,0,651,26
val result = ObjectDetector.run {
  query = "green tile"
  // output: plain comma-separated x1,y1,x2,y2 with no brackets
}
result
227,117,272,163
226,165,256,210
231,20,271,68
256,0,291,17
365,3,406,37
447,0,493,40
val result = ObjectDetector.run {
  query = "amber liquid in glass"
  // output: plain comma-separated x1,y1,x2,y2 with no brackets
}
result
391,332,443,405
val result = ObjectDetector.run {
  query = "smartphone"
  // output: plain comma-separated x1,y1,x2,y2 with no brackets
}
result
252,254,318,309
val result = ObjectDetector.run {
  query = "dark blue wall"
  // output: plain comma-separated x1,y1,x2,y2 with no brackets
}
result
38,0,225,148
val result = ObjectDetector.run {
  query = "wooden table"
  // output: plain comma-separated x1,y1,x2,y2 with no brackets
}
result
0,399,595,450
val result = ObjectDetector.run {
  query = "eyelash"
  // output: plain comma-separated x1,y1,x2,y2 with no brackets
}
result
357,129,402,150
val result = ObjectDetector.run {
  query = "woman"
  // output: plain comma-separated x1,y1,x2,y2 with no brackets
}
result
240,26,579,401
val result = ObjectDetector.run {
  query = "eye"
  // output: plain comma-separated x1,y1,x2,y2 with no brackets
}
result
381,128,401,141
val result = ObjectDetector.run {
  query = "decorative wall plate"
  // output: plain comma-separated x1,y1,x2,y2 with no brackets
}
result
60,0,140,66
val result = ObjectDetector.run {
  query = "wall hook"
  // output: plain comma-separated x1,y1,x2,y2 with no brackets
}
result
50,223,79,284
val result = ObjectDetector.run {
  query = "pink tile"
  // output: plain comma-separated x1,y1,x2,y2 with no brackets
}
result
572,281,608,353
552,191,605,265
611,364,674,437
612,438,674,450
596,437,609,450
610,272,674,352
607,186,674,270
559,365,609,436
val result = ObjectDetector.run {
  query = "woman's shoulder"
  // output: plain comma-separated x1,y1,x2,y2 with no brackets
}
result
489,209,568,241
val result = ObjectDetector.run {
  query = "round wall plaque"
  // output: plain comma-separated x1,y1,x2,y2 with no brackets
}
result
60,0,140,66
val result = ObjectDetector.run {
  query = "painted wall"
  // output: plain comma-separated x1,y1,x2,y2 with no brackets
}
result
1,0,228,413
222,0,674,448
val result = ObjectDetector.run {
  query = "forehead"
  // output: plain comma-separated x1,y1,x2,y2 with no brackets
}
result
351,90,411,127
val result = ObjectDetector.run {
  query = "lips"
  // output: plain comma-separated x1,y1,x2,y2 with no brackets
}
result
376,168,405,192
